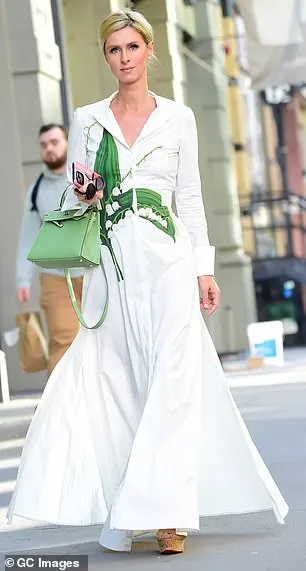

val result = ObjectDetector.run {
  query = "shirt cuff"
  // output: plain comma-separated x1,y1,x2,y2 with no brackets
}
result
16,279,31,290
195,245,215,277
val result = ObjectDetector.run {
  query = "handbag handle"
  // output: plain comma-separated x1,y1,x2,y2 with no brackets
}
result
64,261,109,329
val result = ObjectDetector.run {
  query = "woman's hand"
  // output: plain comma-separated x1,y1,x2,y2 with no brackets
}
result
198,275,220,317
74,188,103,206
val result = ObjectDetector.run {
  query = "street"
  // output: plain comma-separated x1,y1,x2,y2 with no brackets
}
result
0,365,305,570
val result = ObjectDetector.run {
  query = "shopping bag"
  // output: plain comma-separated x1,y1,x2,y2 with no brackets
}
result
16,312,48,373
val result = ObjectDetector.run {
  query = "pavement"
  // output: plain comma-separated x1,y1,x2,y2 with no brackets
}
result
0,347,305,570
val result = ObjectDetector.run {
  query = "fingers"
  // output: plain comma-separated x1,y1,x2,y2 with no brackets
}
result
74,189,103,204
206,298,218,317
24,291,30,303
200,297,209,311
200,283,220,317
200,297,217,317
207,286,220,316
17,292,23,304
74,189,87,202
199,286,210,311
17,289,30,304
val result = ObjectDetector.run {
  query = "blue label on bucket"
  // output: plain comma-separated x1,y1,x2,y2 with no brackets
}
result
254,339,277,358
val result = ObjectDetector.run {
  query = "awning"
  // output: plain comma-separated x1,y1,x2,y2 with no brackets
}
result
253,257,306,283
236,0,306,89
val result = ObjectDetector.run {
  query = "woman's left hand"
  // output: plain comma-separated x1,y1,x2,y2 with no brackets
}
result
74,188,103,205
198,275,220,317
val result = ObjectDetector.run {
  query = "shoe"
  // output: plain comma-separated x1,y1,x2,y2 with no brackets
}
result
156,529,185,555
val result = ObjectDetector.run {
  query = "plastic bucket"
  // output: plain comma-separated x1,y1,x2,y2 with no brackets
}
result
247,321,284,366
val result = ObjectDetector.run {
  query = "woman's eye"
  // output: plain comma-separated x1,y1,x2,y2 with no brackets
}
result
129,44,139,50
110,47,120,54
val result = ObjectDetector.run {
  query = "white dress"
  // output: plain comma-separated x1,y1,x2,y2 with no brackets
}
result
7,94,288,551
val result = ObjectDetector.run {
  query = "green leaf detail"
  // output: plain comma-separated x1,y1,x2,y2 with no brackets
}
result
120,146,162,185
108,188,176,242
94,129,121,201
90,128,123,280
85,128,176,280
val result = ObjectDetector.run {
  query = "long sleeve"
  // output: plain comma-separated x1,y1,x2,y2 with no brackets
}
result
175,107,215,277
61,108,88,213
16,187,41,289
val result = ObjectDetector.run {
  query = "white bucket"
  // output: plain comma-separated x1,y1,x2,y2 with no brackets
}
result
247,321,284,366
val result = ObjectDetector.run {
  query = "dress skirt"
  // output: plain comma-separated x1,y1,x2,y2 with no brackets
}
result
7,213,289,551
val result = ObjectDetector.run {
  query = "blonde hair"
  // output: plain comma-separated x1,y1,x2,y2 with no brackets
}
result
98,9,154,56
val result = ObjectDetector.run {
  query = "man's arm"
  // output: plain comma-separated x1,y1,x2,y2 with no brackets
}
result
16,185,41,301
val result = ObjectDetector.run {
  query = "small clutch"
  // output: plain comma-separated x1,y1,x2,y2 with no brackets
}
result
72,161,105,200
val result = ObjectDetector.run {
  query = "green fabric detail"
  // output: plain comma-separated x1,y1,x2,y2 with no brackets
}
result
93,128,123,280
89,127,176,280
108,189,176,242
94,129,121,201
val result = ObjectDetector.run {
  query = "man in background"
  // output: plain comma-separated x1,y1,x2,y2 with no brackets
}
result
16,124,83,374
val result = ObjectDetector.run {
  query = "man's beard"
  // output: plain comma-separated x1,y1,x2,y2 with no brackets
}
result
44,153,67,171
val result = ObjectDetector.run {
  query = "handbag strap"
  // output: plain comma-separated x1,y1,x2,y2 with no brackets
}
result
64,261,109,330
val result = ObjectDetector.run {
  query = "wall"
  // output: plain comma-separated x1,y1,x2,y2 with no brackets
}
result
0,0,63,393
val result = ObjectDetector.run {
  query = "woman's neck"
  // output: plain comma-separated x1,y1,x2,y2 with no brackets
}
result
114,81,151,112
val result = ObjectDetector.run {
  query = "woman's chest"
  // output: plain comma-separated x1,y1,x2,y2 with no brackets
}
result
84,119,181,182
110,108,156,149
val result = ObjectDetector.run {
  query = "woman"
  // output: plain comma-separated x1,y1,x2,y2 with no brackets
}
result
8,9,288,555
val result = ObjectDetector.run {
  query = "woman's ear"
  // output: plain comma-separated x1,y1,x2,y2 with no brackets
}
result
148,40,154,58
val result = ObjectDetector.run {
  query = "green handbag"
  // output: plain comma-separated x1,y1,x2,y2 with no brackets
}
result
27,207,108,329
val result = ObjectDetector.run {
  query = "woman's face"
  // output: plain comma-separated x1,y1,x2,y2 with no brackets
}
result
104,26,153,85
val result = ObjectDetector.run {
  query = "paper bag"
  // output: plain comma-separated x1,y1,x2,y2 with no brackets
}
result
16,312,48,373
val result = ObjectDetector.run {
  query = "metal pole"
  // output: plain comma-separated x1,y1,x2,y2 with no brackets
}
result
272,103,293,256
220,0,251,200
51,0,73,126
0,350,10,404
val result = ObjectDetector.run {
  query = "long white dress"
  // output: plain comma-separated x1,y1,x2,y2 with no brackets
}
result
7,94,288,551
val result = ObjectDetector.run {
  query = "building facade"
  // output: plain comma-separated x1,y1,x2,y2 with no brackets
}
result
234,10,306,345
0,0,257,393
247,90,306,346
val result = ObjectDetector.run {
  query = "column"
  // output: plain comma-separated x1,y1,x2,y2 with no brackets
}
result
0,0,63,392
62,0,126,109
188,0,257,351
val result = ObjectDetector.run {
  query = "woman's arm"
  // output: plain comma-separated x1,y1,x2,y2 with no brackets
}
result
175,107,215,277
175,107,220,315
61,109,102,211
61,109,86,211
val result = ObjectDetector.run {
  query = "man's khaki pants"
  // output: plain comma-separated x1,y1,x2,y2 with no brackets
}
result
40,274,83,374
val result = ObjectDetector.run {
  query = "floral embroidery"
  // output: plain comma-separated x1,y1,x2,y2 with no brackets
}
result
84,125,176,280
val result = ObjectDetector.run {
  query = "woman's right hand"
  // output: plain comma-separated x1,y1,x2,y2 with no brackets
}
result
74,188,103,205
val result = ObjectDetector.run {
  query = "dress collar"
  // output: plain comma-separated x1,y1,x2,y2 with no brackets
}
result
92,92,172,149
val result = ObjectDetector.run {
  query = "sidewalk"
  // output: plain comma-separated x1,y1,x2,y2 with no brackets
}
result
224,346,306,387
221,346,306,370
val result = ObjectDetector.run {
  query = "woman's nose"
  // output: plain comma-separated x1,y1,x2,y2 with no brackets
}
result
121,50,130,64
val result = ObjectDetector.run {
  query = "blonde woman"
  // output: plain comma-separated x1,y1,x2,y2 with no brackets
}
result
8,9,288,555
